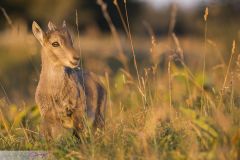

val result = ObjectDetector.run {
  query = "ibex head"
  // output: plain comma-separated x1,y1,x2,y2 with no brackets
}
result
32,21,80,68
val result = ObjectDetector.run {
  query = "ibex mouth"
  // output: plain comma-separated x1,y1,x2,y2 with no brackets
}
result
70,61,79,67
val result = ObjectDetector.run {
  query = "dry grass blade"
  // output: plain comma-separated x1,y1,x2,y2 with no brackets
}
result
0,7,13,28
105,72,112,118
96,0,128,70
113,0,129,36
0,108,13,141
168,56,173,114
172,33,184,60
122,0,145,108
168,3,177,36
201,6,209,114
218,40,236,107
75,9,87,109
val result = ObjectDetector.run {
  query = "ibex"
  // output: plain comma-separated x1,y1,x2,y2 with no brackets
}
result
32,21,106,140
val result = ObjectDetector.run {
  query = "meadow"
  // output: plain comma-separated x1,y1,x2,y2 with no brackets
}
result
0,1,240,159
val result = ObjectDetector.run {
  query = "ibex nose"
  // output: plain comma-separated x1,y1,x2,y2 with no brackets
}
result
73,56,80,61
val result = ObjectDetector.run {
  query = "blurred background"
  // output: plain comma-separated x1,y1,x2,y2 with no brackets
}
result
0,0,239,104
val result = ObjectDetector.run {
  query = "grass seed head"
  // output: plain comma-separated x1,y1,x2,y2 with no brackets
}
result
204,7,209,22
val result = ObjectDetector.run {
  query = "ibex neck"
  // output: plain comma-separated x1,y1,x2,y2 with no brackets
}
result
39,48,66,90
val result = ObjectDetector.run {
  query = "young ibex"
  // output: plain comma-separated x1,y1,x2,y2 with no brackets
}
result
32,21,106,140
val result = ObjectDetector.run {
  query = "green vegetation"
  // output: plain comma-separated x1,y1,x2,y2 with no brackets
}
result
0,1,240,159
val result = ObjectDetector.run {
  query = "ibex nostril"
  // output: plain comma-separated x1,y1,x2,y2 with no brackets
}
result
73,56,80,61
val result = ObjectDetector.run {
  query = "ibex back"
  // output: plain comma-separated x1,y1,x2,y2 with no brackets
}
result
32,21,106,140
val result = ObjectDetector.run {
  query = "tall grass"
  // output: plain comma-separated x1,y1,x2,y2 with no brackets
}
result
0,2,239,160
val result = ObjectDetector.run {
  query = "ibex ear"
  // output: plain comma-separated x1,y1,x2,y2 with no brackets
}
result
48,21,57,31
32,21,46,46
62,20,67,28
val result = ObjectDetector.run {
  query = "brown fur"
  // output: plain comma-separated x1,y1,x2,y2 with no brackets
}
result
32,21,106,140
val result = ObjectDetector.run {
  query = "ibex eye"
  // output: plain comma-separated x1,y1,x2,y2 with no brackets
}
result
52,42,60,47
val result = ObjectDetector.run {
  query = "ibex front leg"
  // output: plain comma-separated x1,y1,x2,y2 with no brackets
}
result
72,107,87,139
40,110,65,141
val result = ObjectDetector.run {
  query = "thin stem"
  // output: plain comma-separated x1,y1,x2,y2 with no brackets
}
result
97,0,128,70
113,0,129,36
201,7,208,114
123,0,145,108
218,40,236,108
123,1,140,84
105,72,112,119
0,7,13,28
75,10,87,107
168,57,173,115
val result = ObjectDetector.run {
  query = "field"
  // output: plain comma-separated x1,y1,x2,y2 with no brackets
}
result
0,1,240,159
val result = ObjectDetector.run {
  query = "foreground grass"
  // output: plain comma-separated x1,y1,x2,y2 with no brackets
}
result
0,63,240,160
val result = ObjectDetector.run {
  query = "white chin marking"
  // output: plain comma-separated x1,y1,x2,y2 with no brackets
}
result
70,62,78,68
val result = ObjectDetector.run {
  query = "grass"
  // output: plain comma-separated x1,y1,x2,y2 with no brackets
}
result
0,2,240,160
0,63,240,159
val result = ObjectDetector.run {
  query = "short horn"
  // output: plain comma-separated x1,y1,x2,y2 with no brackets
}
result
62,20,67,28
48,21,57,31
